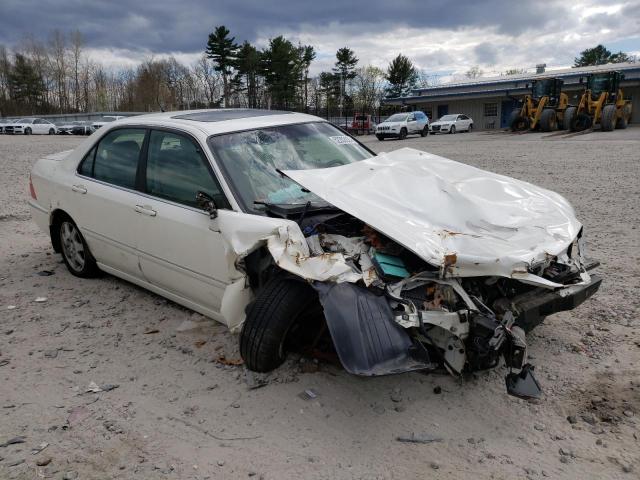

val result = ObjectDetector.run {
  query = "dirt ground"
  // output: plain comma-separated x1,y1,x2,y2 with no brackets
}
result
1,126,639,480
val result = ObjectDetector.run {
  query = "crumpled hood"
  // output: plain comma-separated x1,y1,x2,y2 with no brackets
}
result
283,147,583,281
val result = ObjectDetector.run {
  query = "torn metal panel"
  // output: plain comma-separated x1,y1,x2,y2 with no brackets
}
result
282,148,586,287
314,282,434,376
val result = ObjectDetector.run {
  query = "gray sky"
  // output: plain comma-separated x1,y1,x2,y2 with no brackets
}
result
1,0,639,78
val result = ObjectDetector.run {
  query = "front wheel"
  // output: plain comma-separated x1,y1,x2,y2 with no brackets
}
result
450,125,456,134
539,109,557,132
399,128,407,140
420,126,428,137
24,127,32,135
376,134,384,141
240,276,322,372
600,104,616,131
563,107,577,131
58,218,100,277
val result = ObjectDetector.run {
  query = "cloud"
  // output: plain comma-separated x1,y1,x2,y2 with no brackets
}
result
0,0,638,78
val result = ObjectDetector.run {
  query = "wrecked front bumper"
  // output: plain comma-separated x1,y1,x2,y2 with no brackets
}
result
512,272,602,332
313,265,602,380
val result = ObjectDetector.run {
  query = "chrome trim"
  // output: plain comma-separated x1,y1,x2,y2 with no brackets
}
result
28,199,48,214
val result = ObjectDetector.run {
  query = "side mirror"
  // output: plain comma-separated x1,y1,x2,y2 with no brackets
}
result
196,191,218,219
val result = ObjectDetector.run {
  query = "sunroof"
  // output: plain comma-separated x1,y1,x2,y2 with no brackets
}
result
172,109,292,122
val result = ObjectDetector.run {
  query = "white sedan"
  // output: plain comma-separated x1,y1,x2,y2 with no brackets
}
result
5,117,58,135
429,114,473,134
29,109,600,395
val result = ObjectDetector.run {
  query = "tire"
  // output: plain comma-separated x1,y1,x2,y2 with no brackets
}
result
615,103,631,129
420,126,428,137
539,109,557,132
450,125,456,134
376,134,384,141
24,127,32,135
571,113,592,132
563,107,576,131
600,105,616,132
240,276,321,372
57,217,100,278
468,124,473,132
508,109,521,131
399,128,407,140
48,128,55,135
510,115,529,132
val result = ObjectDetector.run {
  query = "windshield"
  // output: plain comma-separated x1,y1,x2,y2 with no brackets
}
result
385,113,409,122
208,122,372,212
588,75,611,95
438,115,457,122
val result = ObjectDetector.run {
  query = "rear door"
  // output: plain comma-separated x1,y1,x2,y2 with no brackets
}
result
70,127,147,278
135,128,234,315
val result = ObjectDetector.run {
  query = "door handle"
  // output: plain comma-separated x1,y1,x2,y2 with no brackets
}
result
71,184,87,194
134,205,157,217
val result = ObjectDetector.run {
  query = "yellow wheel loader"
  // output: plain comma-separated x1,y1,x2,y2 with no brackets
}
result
567,71,632,132
509,78,570,132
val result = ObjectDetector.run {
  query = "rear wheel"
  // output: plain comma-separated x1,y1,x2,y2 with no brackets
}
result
563,107,576,130
600,104,616,131
511,115,530,132
571,112,592,132
57,218,99,278
399,128,407,140
539,109,557,132
615,103,631,129
420,126,428,137
468,123,473,132
240,276,322,372
48,128,55,135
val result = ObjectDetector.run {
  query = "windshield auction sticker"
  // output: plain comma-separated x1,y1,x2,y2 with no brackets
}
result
329,135,357,145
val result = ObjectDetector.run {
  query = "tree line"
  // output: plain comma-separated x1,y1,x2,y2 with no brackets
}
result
0,27,632,118
0,27,421,117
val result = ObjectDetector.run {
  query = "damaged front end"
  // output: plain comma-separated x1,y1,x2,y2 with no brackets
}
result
225,148,602,398
285,216,600,399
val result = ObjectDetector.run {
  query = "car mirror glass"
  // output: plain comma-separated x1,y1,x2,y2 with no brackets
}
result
196,191,218,219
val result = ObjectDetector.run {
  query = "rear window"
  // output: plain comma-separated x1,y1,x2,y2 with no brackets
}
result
92,129,145,189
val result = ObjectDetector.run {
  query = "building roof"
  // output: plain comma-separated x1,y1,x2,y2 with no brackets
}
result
386,62,640,105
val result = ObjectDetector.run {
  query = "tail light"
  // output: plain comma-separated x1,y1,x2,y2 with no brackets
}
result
29,174,37,200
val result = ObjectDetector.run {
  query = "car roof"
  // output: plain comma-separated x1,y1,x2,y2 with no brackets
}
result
114,109,324,136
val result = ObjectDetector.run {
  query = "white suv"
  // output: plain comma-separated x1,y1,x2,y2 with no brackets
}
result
376,111,429,140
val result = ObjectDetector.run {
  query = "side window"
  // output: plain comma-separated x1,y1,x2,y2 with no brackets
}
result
35,119,45,124
93,128,145,189
78,145,97,177
145,130,228,209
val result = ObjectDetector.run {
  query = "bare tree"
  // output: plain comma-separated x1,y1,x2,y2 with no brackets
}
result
70,30,84,111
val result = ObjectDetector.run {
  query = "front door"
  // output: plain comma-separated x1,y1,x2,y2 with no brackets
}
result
135,128,234,316
501,100,518,128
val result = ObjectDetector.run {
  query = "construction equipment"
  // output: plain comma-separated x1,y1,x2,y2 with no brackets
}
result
509,78,570,132
567,71,632,132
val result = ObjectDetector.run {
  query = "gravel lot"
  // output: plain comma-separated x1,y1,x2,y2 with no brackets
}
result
1,127,639,479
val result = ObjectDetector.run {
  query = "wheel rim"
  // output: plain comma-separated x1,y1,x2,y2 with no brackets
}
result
60,222,86,271
451,126,456,133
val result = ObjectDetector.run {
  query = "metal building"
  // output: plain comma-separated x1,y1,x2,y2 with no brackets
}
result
384,62,640,129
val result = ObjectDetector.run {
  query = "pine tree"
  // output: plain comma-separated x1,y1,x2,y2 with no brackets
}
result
206,25,239,107
332,47,358,109
235,41,261,108
385,54,418,98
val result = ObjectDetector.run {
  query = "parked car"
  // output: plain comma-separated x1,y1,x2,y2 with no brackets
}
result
429,114,474,134
57,121,82,135
92,115,125,130
347,113,376,134
29,109,601,397
375,111,429,140
4,118,58,135
72,121,96,136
